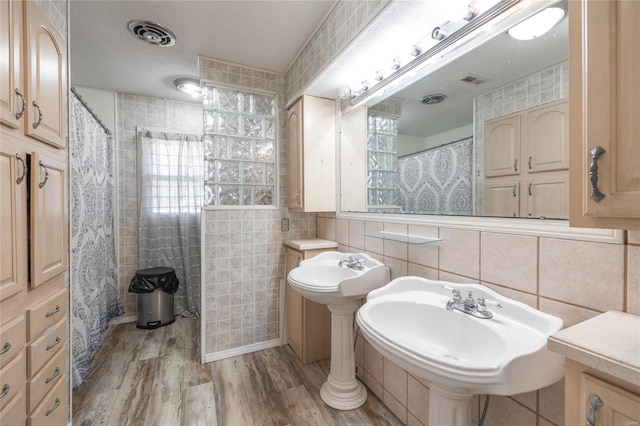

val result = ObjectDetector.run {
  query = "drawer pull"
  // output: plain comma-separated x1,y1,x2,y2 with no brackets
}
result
45,367,60,384
0,384,9,400
0,342,11,355
45,305,61,318
46,336,61,351
32,100,43,129
587,393,603,426
15,88,26,120
45,398,60,417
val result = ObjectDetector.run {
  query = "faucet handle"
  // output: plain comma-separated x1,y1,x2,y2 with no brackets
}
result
477,297,503,310
443,285,461,299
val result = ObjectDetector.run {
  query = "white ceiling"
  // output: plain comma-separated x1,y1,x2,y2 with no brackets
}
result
70,0,335,103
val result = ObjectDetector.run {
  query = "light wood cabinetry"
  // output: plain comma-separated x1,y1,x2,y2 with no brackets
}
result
484,100,569,219
285,246,332,364
286,95,336,212
569,0,640,230
565,360,640,426
0,1,69,424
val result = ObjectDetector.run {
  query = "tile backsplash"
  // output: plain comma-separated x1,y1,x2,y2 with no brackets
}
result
318,213,636,426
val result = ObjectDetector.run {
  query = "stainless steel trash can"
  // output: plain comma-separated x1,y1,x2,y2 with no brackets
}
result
136,289,175,329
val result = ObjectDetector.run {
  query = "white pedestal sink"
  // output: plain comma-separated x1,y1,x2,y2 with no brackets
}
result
357,276,565,426
287,252,390,410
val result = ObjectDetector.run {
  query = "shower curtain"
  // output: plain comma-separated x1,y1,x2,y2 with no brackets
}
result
137,129,203,317
70,93,123,389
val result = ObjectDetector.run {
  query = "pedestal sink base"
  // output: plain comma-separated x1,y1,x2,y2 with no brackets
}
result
428,385,474,426
319,301,367,410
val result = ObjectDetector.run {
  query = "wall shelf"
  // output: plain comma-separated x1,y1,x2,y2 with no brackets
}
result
363,231,443,245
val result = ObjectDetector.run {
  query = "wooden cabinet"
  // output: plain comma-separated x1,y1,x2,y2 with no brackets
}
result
285,246,332,364
565,360,640,426
569,0,640,230
0,1,69,424
484,100,569,219
286,95,336,212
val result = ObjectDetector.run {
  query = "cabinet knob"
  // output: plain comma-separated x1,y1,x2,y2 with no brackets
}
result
586,393,603,426
589,146,606,203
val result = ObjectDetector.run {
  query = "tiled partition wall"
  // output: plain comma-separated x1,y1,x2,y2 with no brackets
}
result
36,0,67,40
317,213,639,426
116,94,203,315
199,58,316,357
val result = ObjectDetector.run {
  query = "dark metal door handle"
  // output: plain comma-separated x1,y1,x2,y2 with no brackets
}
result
15,88,26,120
589,146,606,202
586,393,603,426
38,160,49,188
15,153,28,184
32,100,43,129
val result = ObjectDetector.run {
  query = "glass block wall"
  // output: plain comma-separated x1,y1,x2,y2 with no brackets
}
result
367,114,398,207
203,85,276,206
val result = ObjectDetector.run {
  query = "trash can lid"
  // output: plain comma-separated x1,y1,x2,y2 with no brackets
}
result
135,267,175,276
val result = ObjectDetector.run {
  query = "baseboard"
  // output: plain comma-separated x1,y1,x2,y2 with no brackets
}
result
111,314,137,325
203,338,282,363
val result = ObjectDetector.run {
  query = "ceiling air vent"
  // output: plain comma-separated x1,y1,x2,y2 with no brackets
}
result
127,20,176,47
460,74,488,85
419,94,447,105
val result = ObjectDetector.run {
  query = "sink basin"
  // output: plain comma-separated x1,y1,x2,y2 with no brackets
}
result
288,252,389,305
287,252,390,410
356,276,564,425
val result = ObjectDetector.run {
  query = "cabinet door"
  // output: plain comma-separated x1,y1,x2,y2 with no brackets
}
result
340,106,368,212
484,180,519,218
286,100,303,209
580,373,640,426
0,0,24,130
526,172,569,220
527,100,569,173
24,1,66,149
569,0,640,229
286,248,303,357
0,141,26,302
484,115,521,177
30,151,66,288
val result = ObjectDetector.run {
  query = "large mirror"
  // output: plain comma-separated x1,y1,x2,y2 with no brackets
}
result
341,1,569,219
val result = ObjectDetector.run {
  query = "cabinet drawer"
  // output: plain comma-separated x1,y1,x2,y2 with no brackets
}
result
27,374,67,426
27,319,66,377
0,314,25,368
27,344,65,413
0,390,26,426
0,350,25,410
27,289,67,340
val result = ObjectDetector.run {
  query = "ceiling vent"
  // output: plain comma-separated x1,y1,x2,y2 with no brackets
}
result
419,94,447,105
127,20,176,47
460,74,488,85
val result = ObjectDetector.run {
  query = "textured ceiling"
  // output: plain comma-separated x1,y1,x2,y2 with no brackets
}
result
70,0,335,102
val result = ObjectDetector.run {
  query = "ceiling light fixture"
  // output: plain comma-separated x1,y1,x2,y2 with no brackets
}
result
174,78,202,98
507,7,564,40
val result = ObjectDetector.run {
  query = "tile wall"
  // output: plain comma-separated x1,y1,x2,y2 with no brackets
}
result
473,61,569,213
36,0,67,40
317,213,637,426
199,58,316,355
116,94,203,314
284,0,388,104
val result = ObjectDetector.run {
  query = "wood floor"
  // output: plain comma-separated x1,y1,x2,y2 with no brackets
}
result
72,317,403,426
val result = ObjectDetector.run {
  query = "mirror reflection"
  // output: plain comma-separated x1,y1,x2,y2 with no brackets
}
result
344,2,569,219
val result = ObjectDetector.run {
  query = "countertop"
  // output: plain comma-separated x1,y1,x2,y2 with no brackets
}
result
548,311,640,387
283,238,338,251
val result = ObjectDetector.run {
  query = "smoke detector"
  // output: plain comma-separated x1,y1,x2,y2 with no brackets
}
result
127,20,176,47
419,94,447,105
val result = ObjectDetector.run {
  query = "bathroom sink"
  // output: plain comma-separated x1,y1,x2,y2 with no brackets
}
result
356,276,564,425
287,252,390,410
288,252,389,305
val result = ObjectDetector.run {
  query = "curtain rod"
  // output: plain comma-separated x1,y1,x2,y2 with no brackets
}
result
71,86,112,135
397,135,472,159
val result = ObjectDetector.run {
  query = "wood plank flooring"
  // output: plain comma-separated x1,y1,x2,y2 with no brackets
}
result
72,317,402,426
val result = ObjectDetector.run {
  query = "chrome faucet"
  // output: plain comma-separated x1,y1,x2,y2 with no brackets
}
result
445,288,502,319
339,256,365,270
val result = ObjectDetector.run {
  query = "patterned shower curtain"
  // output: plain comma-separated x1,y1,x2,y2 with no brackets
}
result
70,93,124,389
137,129,203,317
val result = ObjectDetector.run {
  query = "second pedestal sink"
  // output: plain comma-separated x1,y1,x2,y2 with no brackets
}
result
288,252,390,410
357,276,565,426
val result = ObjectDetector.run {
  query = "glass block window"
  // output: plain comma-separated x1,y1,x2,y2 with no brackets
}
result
203,85,276,206
367,114,398,206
